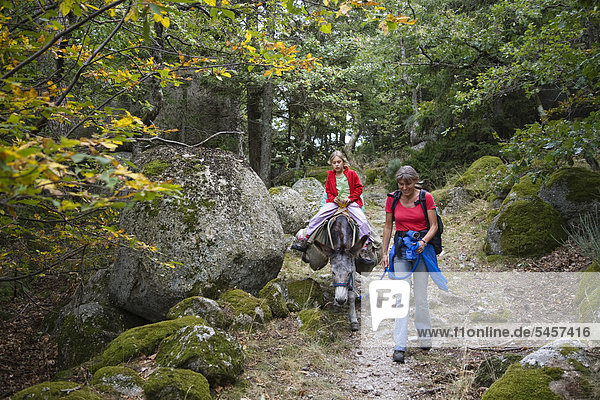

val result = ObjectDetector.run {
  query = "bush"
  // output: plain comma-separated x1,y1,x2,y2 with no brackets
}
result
569,211,600,263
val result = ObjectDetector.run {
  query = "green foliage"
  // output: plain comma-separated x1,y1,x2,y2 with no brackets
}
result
407,138,501,190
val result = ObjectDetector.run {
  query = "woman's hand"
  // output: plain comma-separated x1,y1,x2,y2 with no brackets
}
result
381,253,388,269
416,240,426,254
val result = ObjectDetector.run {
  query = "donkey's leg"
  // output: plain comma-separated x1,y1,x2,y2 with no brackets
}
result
349,289,359,331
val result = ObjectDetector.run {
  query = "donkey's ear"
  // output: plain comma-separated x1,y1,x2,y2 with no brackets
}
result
349,235,369,257
313,240,333,257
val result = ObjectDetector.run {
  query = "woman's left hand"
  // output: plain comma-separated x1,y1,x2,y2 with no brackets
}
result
416,240,426,254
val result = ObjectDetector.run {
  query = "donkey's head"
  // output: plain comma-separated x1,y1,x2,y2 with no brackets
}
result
314,217,368,305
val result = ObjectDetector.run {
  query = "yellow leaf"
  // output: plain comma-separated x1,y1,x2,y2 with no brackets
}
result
153,13,162,23
264,69,273,77
161,17,170,28
204,0,216,6
244,30,252,44
115,116,134,127
339,4,351,15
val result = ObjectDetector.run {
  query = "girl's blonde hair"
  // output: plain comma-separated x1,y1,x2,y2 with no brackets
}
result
329,150,349,167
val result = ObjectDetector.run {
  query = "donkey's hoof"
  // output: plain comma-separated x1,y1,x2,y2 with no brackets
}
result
350,322,359,331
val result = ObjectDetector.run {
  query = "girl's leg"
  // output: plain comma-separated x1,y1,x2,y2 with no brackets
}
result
305,202,339,237
347,203,371,241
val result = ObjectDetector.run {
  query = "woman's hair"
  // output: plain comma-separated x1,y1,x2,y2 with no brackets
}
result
395,165,419,183
329,150,349,167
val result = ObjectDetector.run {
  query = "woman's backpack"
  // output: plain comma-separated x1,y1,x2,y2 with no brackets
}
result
390,189,444,255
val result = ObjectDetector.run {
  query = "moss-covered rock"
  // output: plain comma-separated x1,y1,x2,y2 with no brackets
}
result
91,366,144,397
155,323,244,386
62,388,104,400
430,188,451,211
482,363,563,400
485,198,567,257
286,278,325,312
500,174,542,208
57,303,140,369
53,269,144,370
434,187,473,215
11,381,92,400
166,296,229,329
144,367,211,400
538,167,600,222
143,160,171,178
296,308,344,343
454,156,507,197
474,354,523,387
99,315,206,368
218,289,272,329
258,278,289,318
305,166,330,185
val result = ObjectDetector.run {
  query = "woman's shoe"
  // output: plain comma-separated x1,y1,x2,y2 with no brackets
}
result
392,350,405,363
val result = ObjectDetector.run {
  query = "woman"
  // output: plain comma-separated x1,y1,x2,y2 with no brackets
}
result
381,165,438,363
292,151,373,265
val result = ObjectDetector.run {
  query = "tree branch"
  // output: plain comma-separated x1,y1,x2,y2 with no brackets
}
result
1,0,127,80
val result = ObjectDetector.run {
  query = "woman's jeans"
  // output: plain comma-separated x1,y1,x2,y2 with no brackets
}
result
393,247,432,351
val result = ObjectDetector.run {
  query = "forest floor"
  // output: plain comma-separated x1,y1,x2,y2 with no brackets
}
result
0,182,594,399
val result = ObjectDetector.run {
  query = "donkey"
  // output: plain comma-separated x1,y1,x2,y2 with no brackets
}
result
314,215,369,331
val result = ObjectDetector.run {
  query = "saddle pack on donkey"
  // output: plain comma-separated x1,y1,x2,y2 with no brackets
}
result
295,209,382,273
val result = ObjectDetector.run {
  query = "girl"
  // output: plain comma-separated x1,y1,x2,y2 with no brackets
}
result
292,151,373,265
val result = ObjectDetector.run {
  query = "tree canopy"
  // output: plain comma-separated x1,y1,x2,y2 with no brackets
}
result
1,0,598,280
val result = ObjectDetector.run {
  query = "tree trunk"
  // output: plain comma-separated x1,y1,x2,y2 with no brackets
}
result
142,23,164,126
247,85,262,174
402,37,420,145
259,81,273,186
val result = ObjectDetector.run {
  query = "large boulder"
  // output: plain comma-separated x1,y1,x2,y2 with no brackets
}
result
108,146,286,321
538,167,600,223
269,186,312,234
292,177,325,213
485,198,567,257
